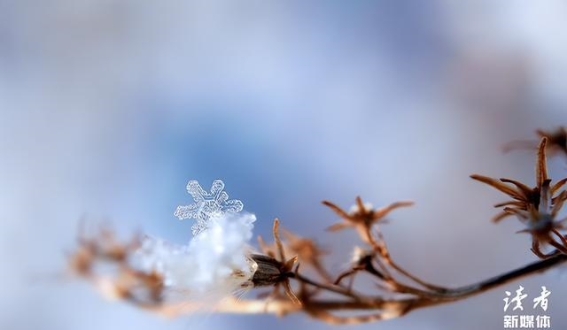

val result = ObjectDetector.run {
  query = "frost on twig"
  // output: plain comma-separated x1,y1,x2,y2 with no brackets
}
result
67,129,567,325
69,213,258,312
174,180,244,235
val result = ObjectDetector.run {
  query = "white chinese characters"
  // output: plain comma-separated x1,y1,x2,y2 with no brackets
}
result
502,286,552,329
533,287,550,312
503,286,528,312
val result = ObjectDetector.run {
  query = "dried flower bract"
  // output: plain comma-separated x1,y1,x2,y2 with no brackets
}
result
472,137,567,258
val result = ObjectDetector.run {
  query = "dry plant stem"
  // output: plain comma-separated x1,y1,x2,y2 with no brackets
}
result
74,196,567,324
70,130,567,325
127,216,567,322
74,207,567,324
293,272,365,300
134,254,567,324
323,197,445,293
281,228,334,283
371,226,447,293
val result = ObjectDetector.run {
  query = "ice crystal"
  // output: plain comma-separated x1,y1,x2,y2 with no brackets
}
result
174,180,244,235
132,213,257,298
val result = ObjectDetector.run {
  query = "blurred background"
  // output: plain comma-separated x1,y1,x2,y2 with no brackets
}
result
1,1,567,329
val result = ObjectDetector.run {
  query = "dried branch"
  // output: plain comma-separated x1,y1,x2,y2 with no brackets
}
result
66,131,567,325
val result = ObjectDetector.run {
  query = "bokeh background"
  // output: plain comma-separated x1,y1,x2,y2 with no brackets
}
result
1,1,567,329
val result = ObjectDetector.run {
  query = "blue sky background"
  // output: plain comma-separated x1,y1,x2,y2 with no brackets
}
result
1,1,567,329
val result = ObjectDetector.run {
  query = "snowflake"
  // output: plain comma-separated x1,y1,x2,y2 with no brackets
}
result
174,179,244,235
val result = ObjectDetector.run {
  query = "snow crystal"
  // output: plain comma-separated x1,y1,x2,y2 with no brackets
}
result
174,180,244,235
